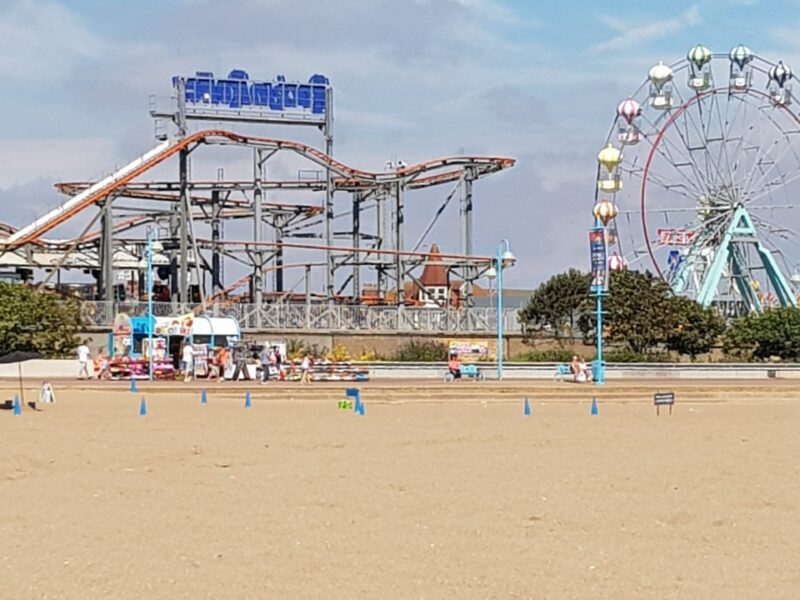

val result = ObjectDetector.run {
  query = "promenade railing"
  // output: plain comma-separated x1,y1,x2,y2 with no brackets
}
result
79,301,523,334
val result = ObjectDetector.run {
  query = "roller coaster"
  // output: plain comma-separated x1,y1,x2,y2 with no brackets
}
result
0,70,515,327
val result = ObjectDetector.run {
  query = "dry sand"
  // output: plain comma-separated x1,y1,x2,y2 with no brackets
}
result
1,385,799,599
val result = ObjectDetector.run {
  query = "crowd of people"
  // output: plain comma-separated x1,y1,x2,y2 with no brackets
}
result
77,340,319,384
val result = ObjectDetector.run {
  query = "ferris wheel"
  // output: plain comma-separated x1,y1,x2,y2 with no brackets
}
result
597,44,800,316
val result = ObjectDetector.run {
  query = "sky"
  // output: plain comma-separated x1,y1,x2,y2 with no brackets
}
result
1,0,799,289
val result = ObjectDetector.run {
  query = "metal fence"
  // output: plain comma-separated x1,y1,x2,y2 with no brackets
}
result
80,301,524,334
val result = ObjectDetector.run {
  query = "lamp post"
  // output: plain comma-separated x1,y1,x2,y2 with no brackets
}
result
493,239,516,380
590,198,618,386
146,227,154,381
138,230,165,381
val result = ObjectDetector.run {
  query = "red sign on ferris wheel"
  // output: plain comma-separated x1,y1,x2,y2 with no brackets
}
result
657,228,696,246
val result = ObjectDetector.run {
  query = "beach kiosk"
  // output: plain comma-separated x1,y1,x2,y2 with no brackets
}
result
109,313,240,378
178,315,241,378
107,313,173,379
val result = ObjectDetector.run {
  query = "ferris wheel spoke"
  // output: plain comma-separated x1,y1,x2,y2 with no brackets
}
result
713,92,741,192
639,113,714,197
690,90,723,187
744,162,800,205
752,228,798,277
740,120,800,203
736,108,791,195
672,86,718,187
648,109,718,196
734,98,800,198
725,94,757,182
622,165,702,202
620,206,741,219
749,212,800,244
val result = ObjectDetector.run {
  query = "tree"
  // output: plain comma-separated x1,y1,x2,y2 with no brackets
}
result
580,269,675,354
665,296,725,359
723,307,800,361
0,283,82,357
521,268,726,358
518,269,591,344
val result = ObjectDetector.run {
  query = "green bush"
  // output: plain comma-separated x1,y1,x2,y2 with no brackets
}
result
514,349,575,363
723,308,800,361
391,340,449,362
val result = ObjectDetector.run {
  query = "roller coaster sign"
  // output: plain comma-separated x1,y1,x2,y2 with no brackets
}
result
175,70,330,122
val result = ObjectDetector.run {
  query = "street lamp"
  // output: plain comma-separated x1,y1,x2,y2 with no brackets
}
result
485,264,497,305
590,197,618,386
138,228,156,381
495,239,516,380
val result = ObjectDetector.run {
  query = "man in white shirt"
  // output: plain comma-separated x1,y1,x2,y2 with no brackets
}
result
182,343,195,383
77,342,91,379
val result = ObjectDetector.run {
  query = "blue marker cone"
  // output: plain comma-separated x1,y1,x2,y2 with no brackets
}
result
13,394,21,416
139,396,147,417
129,378,137,393
200,389,207,405
348,389,360,413
523,397,531,416
244,391,251,409
591,397,598,416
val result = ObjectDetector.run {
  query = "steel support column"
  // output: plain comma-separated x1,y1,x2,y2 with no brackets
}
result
100,199,114,302
376,190,385,300
175,77,189,306
352,192,361,301
324,86,335,301
211,189,222,296
274,214,285,294
253,149,264,325
178,149,189,305
394,182,404,304
460,168,475,306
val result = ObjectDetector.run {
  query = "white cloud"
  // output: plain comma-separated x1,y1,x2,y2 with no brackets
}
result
594,6,703,52
0,0,105,80
0,137,117,188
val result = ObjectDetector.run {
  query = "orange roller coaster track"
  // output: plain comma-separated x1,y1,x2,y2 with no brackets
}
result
3,129,513,249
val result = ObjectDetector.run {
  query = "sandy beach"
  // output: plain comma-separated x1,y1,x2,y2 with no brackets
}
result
1,384,799,599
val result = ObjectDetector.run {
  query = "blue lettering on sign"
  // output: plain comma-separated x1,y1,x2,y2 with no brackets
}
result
174,70,329,115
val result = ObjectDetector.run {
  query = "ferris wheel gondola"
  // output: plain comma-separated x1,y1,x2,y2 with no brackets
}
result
596,44,800,316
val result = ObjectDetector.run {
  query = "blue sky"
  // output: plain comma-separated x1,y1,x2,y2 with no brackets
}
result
1,0,799,287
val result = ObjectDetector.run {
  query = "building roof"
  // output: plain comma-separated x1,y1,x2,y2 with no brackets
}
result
418,244,448,287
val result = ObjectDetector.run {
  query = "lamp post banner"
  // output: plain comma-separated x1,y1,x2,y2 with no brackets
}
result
589,228,608,293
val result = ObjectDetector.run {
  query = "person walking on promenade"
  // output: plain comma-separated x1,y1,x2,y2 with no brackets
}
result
259,344,271,384
300,353,313,384
217,346,228,382
97,351,112,380
182,343,195,383
77,341,91,379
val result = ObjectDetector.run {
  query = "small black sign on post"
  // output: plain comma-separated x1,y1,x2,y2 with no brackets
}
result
654,391,675,416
